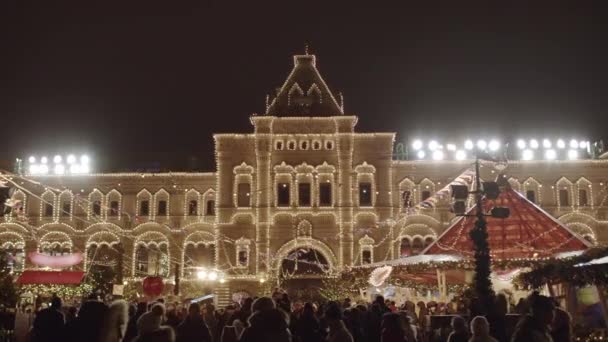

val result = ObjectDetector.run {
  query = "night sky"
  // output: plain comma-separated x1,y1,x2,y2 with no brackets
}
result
2,2,608,172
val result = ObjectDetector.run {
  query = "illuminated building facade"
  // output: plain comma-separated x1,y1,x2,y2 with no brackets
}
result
3,52,608,300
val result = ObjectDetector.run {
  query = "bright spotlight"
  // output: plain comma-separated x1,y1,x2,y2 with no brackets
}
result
568,150,578,160
542,139,552,148
522,149,534,160
489,140,500,151
569,139,578,149
428,140,439,151
455,150,466,160
54,164,66,175
417,150,426,159
28,156,36,163
579,141,586,149
67,155,76,164
41,156,48,164
80,155,90,164
412,140,423,150
446,144,456,151
464,140,474,150
517,139,526,149
557,139,566,149
70,165,81,174
197,270,208,280
432,150,444,160
29,165,39,174
477,140,487,150
53,155,62,164
545,149,557,160
529,139,539,149
39,165,49,174
208,271,218,281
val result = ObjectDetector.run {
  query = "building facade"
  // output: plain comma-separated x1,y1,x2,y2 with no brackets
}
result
3,53,608,298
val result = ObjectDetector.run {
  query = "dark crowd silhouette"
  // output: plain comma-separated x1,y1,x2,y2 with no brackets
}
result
0,290,575,342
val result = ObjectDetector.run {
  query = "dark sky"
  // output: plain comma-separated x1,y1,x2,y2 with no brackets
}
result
2,1,608,171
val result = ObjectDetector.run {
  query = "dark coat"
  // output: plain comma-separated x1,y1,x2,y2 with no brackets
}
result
239,309,291,342
176,315,211,342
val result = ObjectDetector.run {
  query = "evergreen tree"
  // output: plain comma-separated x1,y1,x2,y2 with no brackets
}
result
0,252,18,307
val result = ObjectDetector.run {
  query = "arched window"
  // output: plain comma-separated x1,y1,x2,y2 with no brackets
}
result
400,238,411,257
325,140,334,150
237,183,251,207
412,237,424,254
40,190,56,218
275,140,284,150
312,140,322,150
137,189,152,219
206,200,215,216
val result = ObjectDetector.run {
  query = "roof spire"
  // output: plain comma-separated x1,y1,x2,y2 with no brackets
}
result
305,43,309,55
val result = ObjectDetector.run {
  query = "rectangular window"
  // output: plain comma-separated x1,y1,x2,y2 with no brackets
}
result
421,190,431,201
62,202,71,216
579,189,588,206
157,200,167,216
44,203,54,217
237,183,251,207
362,250,372,264
319,183,332,206
526,190,536,203
298,183,311,206
92,201,101,216
238,251,248,266
359,182,372,206
140,200,150,216
109,201,119,216
402,190,412,208
277,183,290,206
188,200,198,216
559,189,569,206
206,200,215,216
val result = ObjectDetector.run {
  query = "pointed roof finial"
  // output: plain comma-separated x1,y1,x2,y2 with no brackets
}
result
305,43,309,55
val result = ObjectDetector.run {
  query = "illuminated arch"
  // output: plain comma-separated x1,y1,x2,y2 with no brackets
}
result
273,237,337,272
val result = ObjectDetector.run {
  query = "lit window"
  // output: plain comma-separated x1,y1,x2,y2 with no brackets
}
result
157,200,168,216
319,183,332,206
188,200,198,216
298,183,311,206
206,200,215,215
237,183,251,207
278,183,290,206
359,183,372,206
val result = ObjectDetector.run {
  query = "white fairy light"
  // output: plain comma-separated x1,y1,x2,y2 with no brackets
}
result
529,139,539,149
517,139,526,149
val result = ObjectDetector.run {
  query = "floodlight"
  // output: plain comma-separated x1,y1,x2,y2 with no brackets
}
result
53,155,62,164
208,271,218,281
197,270,208,280
54,164,65,175
567,150,578,160
428,140,439,151
464,140,474,150
579,141,586,149
417,151,426,159
446,144,456,151
432,150,444,160
28,156,36,163
488,140,500,151
542,139,551,148
29,165,39,174
522,149,534,160
39,165,49,174
477,140,487,150
412,140,423,150
67,154,76,164
517,140,526,149
569,139,578,149
81,155,90,164
455,150,466,160
529,139,539,149
70,165,81,174
545,149,557,160
41,156,48,164
557,139,566,149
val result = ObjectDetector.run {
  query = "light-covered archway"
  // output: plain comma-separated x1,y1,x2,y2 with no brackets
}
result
273,237,338,272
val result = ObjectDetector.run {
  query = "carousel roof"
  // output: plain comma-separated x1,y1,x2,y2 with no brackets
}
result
422,188,591,259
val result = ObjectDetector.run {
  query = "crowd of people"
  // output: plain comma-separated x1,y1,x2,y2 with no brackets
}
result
9,290,573,342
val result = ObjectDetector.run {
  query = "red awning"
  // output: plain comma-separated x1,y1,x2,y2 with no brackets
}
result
16,270,85,285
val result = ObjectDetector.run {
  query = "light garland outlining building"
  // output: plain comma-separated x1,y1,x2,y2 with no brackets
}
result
2,52,608,301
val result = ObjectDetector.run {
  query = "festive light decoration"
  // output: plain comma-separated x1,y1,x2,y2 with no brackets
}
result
368,265,393,287
26,154,91,175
